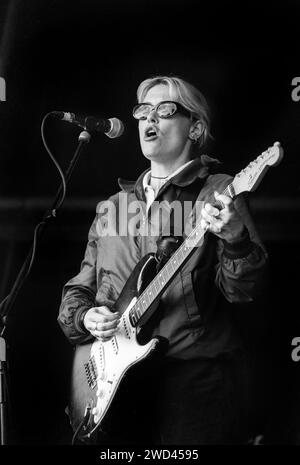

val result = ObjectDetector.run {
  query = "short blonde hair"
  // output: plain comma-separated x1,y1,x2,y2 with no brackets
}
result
136,75,211,149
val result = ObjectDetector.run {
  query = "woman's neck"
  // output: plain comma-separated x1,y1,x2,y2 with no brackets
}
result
150,155,193,178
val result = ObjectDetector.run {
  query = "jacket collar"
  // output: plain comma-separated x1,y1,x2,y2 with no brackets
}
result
118,155,221,201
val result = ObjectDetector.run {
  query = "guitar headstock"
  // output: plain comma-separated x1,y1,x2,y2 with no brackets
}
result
232,141,284,196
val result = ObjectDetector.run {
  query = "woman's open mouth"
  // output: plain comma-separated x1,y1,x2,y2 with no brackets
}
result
144,126,159,141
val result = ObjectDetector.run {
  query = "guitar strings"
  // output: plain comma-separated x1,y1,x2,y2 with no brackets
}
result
129,183,233,321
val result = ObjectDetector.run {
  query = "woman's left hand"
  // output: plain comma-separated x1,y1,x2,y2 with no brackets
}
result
200,191,246,243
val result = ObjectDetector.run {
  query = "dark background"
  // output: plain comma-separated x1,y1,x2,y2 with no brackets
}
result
0,0,300,445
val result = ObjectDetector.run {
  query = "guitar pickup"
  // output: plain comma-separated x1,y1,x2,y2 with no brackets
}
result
111,336,119,355
123,314,132,336
99,344,105,370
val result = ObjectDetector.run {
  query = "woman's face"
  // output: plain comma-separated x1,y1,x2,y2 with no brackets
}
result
138,84,193,165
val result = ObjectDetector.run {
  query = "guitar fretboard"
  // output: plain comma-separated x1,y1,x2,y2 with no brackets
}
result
129,183,234,326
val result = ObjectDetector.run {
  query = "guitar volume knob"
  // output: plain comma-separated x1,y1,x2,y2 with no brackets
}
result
98,389,106,399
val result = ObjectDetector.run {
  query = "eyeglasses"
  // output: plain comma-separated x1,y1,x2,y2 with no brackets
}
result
132,100,191,120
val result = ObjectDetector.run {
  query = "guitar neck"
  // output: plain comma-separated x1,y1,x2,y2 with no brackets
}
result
129,183,235,326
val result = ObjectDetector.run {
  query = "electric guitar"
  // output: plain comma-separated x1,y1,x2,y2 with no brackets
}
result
69,141,284,441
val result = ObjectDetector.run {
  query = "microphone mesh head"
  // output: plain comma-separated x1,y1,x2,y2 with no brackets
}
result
106,118,124,138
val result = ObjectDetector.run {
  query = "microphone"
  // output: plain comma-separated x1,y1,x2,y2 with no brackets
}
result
51,111,124,138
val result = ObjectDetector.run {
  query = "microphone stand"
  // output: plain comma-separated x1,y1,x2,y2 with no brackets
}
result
0,129,91,445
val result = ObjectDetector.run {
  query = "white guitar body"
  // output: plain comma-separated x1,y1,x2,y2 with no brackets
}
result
90,298,159,425
69,290,161,440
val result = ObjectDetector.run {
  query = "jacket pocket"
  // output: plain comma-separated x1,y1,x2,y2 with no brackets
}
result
180,270,202,324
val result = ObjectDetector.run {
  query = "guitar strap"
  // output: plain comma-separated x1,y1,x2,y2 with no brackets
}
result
155,177,206,271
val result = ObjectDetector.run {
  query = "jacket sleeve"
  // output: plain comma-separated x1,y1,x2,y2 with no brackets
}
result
57,200,117,344
57,213,99,345
215,193,269,303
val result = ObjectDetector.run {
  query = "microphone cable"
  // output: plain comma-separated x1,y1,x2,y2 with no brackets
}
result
25,112,68,277
41,112,67,212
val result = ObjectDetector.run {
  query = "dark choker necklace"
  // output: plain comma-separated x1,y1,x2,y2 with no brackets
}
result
150,174,168,179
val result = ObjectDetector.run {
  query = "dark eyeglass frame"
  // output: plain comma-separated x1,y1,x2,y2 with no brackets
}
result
132,100,192,120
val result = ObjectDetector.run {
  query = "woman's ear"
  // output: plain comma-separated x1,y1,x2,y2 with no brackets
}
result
189,120,203,141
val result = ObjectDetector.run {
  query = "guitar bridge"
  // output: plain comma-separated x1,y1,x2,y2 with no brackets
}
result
84,355,98,389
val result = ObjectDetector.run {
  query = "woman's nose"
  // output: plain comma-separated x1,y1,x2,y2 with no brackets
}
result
147,108,159,123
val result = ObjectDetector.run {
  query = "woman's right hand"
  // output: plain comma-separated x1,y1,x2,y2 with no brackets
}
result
83,306,120,341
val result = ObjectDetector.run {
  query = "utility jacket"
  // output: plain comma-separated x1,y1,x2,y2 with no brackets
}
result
58,156,268,359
